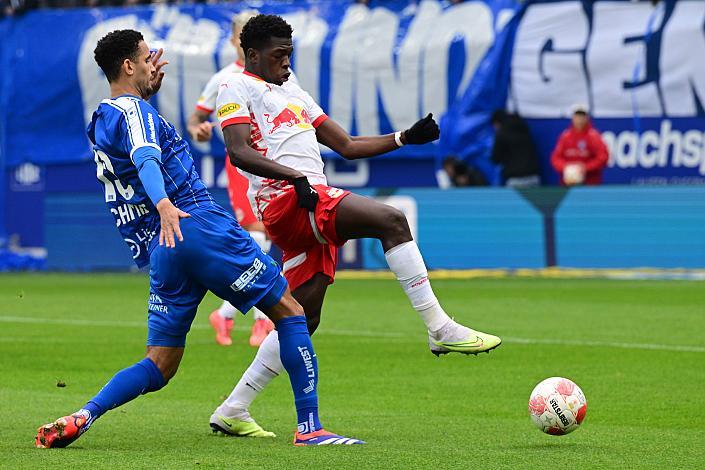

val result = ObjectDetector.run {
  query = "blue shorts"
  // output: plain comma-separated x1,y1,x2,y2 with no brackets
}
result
146,204,287,347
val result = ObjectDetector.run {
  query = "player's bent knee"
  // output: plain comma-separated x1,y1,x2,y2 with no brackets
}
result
382,207,412,241
390,207,410,230
262,291,306,323
281,294,306,318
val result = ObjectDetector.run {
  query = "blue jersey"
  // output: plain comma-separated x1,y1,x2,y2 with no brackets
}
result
87,95,214,267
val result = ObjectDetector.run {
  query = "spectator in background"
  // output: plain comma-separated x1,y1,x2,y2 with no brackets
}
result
441,156,487,187
490,109,541,187
550,105,609,186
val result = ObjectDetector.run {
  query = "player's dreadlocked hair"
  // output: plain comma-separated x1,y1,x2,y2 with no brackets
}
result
240,14,293,55
94,29,144,83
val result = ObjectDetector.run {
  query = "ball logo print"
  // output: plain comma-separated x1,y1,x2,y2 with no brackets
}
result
529,377,587,435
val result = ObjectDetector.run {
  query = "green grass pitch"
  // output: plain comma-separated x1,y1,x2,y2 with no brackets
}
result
1,274,704,468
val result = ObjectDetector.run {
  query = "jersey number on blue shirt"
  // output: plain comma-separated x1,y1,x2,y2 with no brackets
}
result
94,149,135,202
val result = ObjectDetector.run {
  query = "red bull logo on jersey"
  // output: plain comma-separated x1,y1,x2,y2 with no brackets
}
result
264,104,312,134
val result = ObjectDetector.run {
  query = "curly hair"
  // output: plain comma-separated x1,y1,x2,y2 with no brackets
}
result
240,14,293,55
94,29,144,83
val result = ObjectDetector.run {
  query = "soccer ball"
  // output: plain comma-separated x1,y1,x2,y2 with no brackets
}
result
528,377,587,435
563,163,585,185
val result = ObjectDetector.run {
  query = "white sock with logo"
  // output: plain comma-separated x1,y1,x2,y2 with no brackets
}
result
218,301,238,320
384,241,452,333
252,308,268,321
249,230,272,253
217,330,283,419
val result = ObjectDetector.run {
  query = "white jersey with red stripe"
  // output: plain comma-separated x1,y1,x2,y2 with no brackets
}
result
196,60,245,114
215,71,329,218
197,61,301,113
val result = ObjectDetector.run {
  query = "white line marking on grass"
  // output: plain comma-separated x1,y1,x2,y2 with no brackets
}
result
1,315,703,353
0,315,148,328
0,315,242,330
502,336,705,353
313,328,406,338
0,315,406,338
336,268,705,281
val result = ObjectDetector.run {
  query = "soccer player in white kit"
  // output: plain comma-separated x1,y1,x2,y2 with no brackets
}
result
187,11,274,348
208,14,502,442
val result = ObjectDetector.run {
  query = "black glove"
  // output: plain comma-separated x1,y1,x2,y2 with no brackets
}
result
403,113,440,145
292,176,319,212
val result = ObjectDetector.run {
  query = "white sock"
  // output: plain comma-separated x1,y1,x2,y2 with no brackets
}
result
218,301,238,320
217,330,283,418
249,230,272,253
384,241,451,333
252,307,268,321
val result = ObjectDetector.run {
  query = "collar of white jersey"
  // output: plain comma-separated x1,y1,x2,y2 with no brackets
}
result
242,70,266,82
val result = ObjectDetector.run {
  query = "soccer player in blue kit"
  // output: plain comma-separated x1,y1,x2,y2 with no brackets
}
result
35,29,363,448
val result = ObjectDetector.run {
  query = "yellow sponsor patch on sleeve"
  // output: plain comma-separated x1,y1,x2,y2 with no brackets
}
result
217,103,241,118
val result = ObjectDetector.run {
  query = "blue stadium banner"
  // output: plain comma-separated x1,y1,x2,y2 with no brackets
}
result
2,0,705,187
444,0,705,185
0,0,517,169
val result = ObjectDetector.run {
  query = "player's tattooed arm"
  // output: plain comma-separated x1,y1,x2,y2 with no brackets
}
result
315,114,440,160
223,123,303,182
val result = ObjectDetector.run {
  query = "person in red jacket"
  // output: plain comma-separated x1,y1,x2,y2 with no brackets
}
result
550,105,609,185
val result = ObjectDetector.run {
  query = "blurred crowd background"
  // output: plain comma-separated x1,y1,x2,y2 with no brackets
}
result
1,0,389,17
1,0,702,272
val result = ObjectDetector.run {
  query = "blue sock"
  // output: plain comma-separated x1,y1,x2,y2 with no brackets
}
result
276,315,322,434
81,358,165,422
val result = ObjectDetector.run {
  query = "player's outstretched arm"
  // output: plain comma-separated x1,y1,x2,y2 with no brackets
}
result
132,146,190,248
223,123,319,211
315,113,440,160
187,108,214,143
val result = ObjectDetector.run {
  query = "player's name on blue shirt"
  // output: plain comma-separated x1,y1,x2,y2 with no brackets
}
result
87,94,214,267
